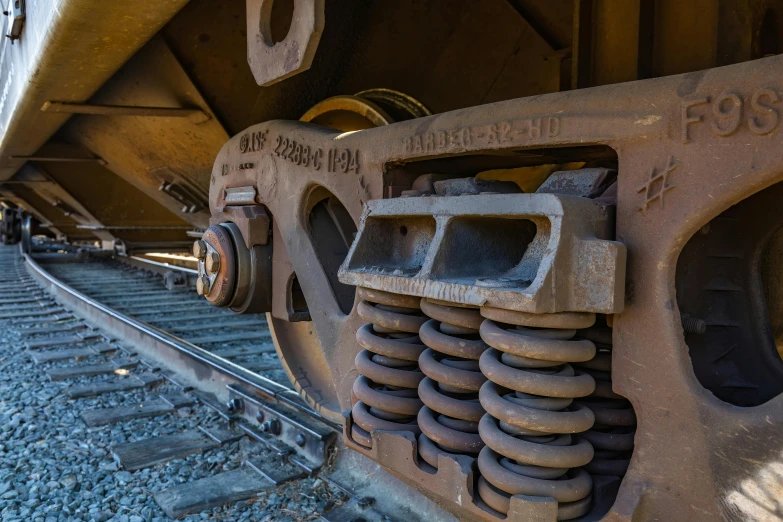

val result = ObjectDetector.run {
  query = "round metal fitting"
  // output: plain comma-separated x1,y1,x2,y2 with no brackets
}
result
205,252,221,274
227,398,244,413
255,410,265,423
192,239,207,259
200,274,211,294
196,277,205,296
221,222,257,312
295,433,306,447
262,418,281,435
357,497,374,509
199,225,238,307
300,89,431,132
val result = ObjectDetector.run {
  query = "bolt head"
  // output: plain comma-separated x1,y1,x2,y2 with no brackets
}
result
196,278,205,296
192,240,207,259
357,497,374,509
295,433,306,447
263,418,281,435
200,274,211,295
227,398,244,413
205,252,220,274
255,411,265,423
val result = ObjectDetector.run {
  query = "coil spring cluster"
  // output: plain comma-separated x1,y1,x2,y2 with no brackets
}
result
476,307,598,520
351,287,427,448
349,289,633,520
574,327,636,478
417,299,488,468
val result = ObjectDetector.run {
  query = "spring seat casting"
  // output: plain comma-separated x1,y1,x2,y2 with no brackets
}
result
477,307,598,520
573,326,636,478
417,299,489,468
351,287,427,448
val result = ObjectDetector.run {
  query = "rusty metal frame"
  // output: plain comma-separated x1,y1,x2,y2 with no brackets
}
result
209,55,783,520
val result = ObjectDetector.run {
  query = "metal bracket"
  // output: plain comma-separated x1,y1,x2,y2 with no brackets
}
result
339,193,626,314
226,384,336,468
216,205,270,249
246,0,326,86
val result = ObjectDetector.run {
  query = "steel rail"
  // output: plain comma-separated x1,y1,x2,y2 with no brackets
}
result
119,254,198,276
3,244,444,522
22,253,340,436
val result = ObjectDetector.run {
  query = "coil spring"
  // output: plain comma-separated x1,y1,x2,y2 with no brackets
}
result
351,287,427,449
573,327,636,478
476,306,597,521
417,299,488,468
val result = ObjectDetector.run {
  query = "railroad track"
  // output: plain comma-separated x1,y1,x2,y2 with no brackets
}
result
0,245,445,521
41,259,289,384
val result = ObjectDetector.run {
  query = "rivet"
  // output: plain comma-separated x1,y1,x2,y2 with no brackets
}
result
227,398,244,413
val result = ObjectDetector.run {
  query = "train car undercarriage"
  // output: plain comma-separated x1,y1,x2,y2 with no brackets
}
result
0,0,782,520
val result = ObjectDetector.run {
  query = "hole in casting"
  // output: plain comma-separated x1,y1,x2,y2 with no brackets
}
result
261,0,295,45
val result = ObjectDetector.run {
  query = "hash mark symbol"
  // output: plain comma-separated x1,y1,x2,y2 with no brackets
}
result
636,155,681,215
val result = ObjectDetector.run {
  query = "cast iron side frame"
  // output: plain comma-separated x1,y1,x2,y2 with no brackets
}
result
209,55,783,521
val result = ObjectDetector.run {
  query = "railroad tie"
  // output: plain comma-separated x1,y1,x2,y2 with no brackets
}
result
80,393,195,427
66,372,162,398
153,456,305,518
210,344,277,359
10,314,71,325
29,343,115,363
25,334,89,350
110,426,244,471
18,321,87,336
154,468,275,519
46,357,138,381
184,330,273,345
0,307,65,320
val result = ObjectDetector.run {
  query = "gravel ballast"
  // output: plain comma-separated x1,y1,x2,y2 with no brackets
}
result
0,316,346,521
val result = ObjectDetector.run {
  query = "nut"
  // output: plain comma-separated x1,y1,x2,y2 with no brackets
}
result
205,252,221,274
196,277,205,296
357,497,374,509
200,274,211,295
192,240,207,259
227,398,244,413
262,418,281,435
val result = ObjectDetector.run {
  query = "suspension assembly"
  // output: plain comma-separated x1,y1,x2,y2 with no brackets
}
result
417,299,488,468
477,308,597,519
574,324,636,480
203,56,783,520
351,287,427,448
338,184,628,520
